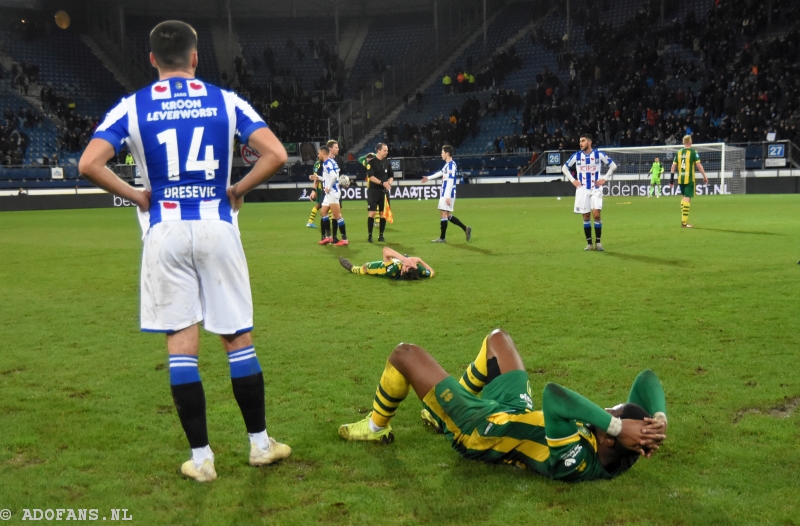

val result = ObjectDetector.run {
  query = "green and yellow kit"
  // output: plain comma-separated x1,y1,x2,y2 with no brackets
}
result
312,160,324,205
422,369,666,482
672,148,701,185
360,258,431,279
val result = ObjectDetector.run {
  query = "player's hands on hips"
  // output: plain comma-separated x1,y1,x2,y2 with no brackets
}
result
421,176,429,183
227,184,243,212
595,178,606,187
134,190,151,212
572,180,581,188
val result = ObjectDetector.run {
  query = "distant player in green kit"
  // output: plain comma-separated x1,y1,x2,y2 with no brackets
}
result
670,135,709,228
338,329,668,482
338,246,434,281
648,157,663,198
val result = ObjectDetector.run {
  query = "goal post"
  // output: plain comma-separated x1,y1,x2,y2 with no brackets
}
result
593,143,746,196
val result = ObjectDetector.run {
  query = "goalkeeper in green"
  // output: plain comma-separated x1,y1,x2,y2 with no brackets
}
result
648,157,663,198
339,329,668,482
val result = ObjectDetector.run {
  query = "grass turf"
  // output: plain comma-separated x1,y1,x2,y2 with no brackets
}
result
0,194,798,525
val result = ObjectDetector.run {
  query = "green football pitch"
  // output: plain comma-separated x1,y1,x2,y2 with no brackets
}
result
0,195,798,525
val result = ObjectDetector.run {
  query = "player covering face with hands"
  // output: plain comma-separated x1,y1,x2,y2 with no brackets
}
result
339,329,667,482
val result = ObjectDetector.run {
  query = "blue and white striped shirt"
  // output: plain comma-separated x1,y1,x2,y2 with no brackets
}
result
93,77,267,229
564,150,614,188
429,160,457,198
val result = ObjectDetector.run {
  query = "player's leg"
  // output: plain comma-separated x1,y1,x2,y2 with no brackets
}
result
331,203,348,244
220,331,291,466
142,223,214,480
167,325,216,481
367,197,378,242
307,202,320,227
582,212,593,249
378,196,387,241
682,196,691,227
319,204,332,243
339,343,449,442
447,198,470,241
655,179,661,197
433,209,449,242
592,208,603,250
459,328,524,395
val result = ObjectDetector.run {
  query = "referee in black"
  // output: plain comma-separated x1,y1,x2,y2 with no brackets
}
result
366,142,394,242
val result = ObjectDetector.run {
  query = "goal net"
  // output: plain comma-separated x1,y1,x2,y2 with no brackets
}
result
597,143,746,196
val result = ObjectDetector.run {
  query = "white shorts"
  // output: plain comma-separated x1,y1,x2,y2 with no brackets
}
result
574,186,603,214
140,220,254,335
437,195,455,212
322,191,341,207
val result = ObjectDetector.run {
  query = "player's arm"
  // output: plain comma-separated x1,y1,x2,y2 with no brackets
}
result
596,156,617,186
385,162,394,190
542,383,653,455
79,139,150,210
414,258,434,278
626,369,668,456
421,170,442,183
382,246,407,262
367,164,383,186
561,158,580,188
229,127,287,211
669,161,677,186
696,161,708,184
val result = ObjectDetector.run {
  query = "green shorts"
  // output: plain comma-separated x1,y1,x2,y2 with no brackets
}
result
679,183,695,198
650,175,661,185
314,190,324,206
422,370,535,461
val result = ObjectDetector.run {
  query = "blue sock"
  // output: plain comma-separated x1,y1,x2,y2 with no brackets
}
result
337,218,347,240
227,346,266,435
594,221,602,243
583,221,592,245
321,216,330,238
169,355,208,449
169,354,201,385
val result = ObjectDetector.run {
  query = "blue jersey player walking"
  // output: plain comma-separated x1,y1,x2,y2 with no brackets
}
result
79,20,290,482
561,133,617,251
421,144,471,243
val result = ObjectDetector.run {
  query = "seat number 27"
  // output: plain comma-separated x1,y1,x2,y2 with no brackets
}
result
157,127,219,181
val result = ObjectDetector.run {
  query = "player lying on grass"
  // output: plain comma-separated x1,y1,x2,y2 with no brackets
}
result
339,329,668,482
339,247,434,280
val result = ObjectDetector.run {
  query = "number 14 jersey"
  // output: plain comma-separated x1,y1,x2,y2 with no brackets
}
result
93,77,267,230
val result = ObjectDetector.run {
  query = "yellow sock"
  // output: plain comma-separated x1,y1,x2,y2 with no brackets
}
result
327,211,333,221
371,361,411,428
353,265,365,274
308,206,318,223
459,336,490,395
681,201,690,224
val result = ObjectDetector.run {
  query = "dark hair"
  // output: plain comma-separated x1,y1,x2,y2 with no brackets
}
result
608,403,650,475
442,144,454,156
326,140,338,148
150,21,198,70
400,266,421,281
580,133,593,142
376,142,388,152
319,146,330,154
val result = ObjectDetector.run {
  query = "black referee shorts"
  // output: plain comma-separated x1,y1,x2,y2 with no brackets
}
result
367,189,385,212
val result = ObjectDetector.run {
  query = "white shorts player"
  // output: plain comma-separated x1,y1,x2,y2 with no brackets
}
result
322,189,341,207
574,186,603,214
141,220,253,334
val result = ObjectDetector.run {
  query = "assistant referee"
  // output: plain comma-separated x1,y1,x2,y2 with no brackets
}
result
366,142,394,242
